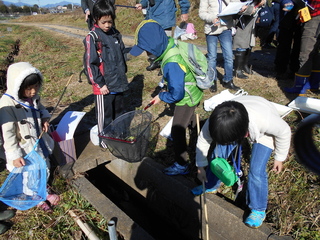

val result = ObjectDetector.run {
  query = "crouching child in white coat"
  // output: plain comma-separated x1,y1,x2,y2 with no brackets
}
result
192,95,291,228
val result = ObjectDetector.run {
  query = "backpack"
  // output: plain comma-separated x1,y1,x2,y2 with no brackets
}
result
162,40,213,90
81,31,102,85
256,3,274,27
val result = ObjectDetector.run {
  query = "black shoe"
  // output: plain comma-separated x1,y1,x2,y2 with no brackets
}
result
209,81,217,93
223,80,240,90
146,60,161,71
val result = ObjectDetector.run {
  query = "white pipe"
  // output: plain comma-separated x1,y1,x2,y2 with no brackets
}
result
108,220,117,240
69,210,100,240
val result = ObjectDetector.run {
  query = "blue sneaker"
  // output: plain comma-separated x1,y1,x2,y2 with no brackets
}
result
244,210,266,228
163,162,190,176
191,185,218,196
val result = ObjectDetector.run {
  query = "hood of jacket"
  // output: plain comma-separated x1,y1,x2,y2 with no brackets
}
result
129,20,168,57
6,62,43,101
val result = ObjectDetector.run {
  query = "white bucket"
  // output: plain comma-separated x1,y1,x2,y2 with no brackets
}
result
90,125,100,146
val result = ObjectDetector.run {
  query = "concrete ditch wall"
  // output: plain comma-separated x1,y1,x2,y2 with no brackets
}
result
64,135,293,240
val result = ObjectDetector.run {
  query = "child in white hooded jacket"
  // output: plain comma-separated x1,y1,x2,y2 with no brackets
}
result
0,62,60,212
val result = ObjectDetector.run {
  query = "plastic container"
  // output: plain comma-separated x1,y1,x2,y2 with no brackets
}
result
90,125,100,146
210,157,238,186
99,110,152,162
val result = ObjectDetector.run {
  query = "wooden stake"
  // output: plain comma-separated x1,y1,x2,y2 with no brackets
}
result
196,114,209,240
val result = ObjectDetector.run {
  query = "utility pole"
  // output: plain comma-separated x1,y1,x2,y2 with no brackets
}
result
38,0,41,14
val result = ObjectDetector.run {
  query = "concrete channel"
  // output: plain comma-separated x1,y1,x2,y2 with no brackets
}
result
57,130,293,240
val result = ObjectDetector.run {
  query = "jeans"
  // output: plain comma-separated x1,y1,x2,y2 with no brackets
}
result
206,29,233,82
205,143,272,211
247,143,272,211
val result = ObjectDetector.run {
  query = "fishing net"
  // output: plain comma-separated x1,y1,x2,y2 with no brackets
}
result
99,110,153,162
0,140,47,210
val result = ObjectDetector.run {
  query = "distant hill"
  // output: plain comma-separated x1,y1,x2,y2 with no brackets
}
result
3,1,80,8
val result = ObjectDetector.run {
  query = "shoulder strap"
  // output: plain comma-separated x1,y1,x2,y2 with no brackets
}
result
161,47,180,68
4,93,40,111
232,145,242,177
88,31,99,42
88,30,101,50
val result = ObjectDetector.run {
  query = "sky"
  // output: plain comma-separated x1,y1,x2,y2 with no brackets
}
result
18,1,81,6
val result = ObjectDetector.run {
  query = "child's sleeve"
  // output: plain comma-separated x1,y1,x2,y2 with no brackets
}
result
38,101,51,119
158,62,186,104
140,0,149,8
83,34,105,88
0,107,23,163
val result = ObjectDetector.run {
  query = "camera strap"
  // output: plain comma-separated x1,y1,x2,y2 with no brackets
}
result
232,145,244,200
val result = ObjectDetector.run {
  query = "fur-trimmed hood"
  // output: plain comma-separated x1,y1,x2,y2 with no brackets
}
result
6,62,43,101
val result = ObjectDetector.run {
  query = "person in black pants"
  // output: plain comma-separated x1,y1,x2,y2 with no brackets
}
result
274,0,304,78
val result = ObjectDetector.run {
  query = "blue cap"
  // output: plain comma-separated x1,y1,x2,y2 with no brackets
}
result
129,20,168,57
129,45,145,56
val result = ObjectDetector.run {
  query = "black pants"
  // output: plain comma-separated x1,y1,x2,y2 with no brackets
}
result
95,93,125,134
274,26,301,74
171,104,197,166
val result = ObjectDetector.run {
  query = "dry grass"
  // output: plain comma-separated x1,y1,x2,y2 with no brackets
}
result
0,5,319,239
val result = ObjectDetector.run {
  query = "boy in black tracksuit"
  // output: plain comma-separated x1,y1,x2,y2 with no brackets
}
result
83,0,129,148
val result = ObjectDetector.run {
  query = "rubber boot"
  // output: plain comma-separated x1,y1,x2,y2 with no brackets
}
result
233,51,248,79
284,73,310,95
0,210,15,221
209,80,217,93
309,70,320,92
0,222,8,235
243,48,252,74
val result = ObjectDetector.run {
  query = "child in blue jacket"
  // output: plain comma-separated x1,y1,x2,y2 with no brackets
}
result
130,20,203,175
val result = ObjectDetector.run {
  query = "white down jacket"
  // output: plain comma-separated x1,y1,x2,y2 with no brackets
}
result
0,62,54,171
